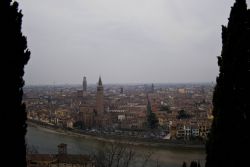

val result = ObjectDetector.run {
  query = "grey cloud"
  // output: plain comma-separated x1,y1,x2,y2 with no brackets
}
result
17,0,249,84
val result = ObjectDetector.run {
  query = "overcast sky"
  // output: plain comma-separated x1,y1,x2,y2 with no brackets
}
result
17,0,250,85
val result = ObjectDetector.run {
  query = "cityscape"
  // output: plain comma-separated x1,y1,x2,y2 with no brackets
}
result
2,0,249,167
25,77,213,142
25,76,213,166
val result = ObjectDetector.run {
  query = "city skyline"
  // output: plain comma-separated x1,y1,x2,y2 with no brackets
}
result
24,75,214,86
17,0,249,85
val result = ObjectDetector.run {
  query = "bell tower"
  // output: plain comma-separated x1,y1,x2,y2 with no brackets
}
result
96,76,104,114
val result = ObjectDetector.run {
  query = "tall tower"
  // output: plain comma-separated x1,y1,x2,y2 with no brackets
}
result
83,76,87,92
96,76,104,114
151,83,154,93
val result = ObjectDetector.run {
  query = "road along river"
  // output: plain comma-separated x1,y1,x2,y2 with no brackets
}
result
26,126,206,167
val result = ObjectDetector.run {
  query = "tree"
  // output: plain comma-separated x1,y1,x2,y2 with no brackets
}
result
1,0,30,166
93,142,135,167
177,109,191,119
206,0,250,167
73,120,85,129
146,97,159,129
190,161,198,167
147,112,158,129
92,141,154,167
182,161,187,167
92,142,135,167
26,144,39,154
159,105,171,113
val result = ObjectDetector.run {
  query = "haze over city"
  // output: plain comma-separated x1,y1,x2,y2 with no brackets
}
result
17,0,250,85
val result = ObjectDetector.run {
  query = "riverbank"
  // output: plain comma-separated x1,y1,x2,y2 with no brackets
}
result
27,121,205,150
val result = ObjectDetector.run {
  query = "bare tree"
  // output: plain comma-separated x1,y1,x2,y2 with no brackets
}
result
140,151,153,167
92,141,154,167
26,144,39,154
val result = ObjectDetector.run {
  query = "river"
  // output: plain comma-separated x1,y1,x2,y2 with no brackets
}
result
26,126,206,167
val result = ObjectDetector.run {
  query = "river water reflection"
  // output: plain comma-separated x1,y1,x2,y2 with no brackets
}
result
26,126,206,167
